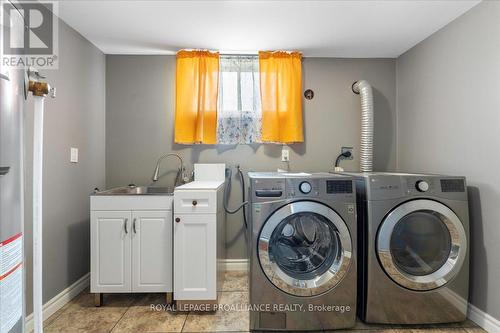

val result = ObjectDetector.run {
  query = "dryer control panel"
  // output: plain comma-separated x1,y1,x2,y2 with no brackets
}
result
363,173,467,201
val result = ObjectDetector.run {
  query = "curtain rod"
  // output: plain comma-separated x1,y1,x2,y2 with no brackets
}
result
219,53,303,57
220,53,258,57
218,54,304,61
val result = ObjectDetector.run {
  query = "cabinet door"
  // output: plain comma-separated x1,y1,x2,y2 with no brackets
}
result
91,211,131,292
131,210,172,292
174,214,216,300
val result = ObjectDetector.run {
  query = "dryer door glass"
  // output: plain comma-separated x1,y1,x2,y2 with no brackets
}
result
390,211,451,276
258,201,352,297
377,199,467,291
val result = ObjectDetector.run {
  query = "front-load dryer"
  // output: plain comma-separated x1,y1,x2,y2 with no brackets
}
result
248,172,357,331
350,172,469,324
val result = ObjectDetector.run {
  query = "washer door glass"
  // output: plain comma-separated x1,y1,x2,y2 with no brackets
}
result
390,210,451,276
270,212,340,280
258,201,352,297
377,199,467,291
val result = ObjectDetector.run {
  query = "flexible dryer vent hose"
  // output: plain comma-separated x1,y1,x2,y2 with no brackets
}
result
352,80,374,172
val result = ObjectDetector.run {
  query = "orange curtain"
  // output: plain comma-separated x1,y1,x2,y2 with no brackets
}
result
175,50,219,144
259,51,303,143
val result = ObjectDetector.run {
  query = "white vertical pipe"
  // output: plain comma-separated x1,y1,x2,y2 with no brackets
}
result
33,96,45,333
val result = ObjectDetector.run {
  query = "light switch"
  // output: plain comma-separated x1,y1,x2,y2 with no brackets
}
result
70,147,78,163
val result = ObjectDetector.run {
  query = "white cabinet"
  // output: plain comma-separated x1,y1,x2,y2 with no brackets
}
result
90,195,173,304
173,181,225,303
174,213,216,300
91,211,132,292
132,211,172,292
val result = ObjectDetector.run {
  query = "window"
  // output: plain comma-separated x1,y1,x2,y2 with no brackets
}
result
175,50,303,145
217,55,262,144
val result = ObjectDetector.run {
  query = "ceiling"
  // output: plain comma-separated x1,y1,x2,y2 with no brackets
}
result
57,0,480,57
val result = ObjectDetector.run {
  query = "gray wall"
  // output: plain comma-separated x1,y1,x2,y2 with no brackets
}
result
106,56,396,259
396,0,500,320
23,19,106,314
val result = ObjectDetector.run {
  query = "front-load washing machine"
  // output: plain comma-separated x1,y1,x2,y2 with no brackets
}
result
248,172,357,331
350,172,469,324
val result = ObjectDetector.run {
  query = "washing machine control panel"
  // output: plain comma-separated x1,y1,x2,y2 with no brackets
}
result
299,181,312,194
326,180,353,194
253,178,285,199
250,174,356,202
288,179,320,197
287,178,354,198
415,180,430,192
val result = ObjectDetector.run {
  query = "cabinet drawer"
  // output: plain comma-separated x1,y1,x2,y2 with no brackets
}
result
174,190,216,214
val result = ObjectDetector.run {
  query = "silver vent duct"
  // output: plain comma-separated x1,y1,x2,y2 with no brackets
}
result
352,80,374,172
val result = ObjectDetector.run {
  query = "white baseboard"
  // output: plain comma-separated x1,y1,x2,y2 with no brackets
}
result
468,303,500,333
25,272,90,332
441,289,500,333
223,259,249,271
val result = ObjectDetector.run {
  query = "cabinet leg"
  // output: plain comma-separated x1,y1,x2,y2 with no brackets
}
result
166,292,173,305
94,293,103,307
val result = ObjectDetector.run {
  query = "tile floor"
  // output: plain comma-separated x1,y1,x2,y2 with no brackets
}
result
39,271,485,333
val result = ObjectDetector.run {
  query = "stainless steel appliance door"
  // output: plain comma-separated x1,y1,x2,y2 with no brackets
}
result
258,201,352,296
1,4,26,332
377,199,467,291
0,69,25,333
0,70,24,236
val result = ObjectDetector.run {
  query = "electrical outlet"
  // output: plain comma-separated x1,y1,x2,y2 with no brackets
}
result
341,147,354,160
70,147,79,163
281,149,290,162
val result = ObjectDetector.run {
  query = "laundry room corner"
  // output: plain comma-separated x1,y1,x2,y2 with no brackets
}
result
21,12,106,322
396,1,500,330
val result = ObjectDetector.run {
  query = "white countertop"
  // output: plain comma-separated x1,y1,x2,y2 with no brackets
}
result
175,180,224,190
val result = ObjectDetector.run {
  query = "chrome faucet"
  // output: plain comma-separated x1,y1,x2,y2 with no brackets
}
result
152,153,185,186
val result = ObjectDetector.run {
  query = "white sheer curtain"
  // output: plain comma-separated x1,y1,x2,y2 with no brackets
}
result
217,55,262,144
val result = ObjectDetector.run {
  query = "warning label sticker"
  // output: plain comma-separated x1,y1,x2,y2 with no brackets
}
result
0,233,23,333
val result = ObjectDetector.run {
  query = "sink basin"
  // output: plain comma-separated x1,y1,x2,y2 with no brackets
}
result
95,186,173,196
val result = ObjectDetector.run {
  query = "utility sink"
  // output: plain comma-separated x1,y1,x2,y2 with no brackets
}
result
94,186,173,196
